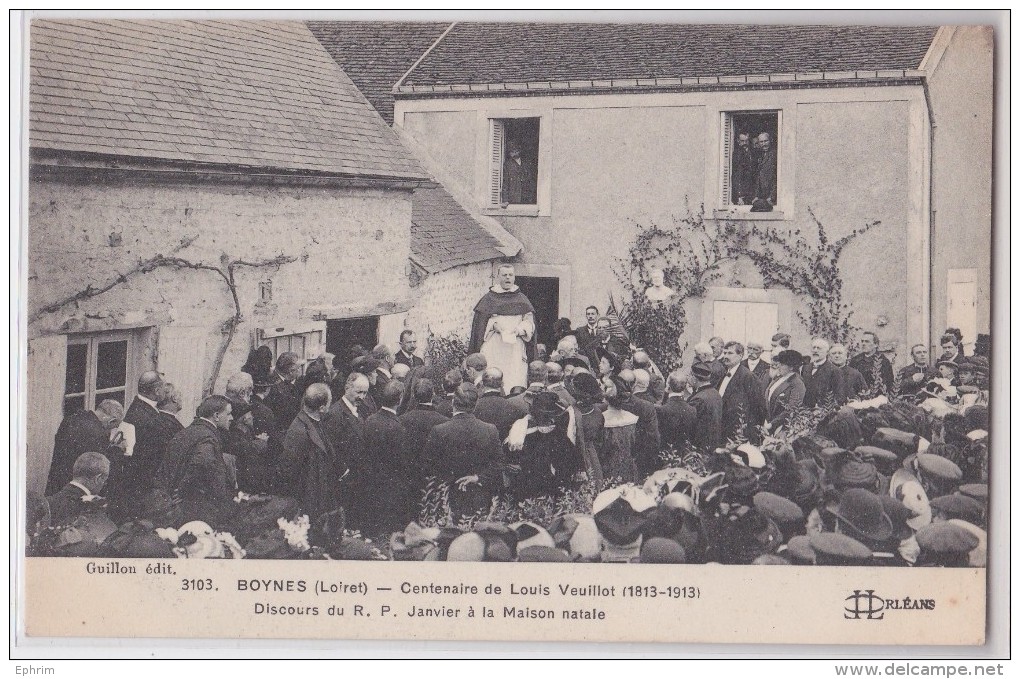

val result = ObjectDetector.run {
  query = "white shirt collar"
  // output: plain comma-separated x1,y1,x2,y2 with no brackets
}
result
137,394,159,410
490,284,520,294
342,397,360,417
69,480,92,496
199,417,218,429
381,406,398,415
378,366,391,378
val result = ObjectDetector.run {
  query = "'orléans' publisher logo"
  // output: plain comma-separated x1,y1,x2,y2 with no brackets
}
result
844,590,936,620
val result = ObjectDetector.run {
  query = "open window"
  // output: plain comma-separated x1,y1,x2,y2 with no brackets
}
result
489,117,540,208
720,111,781,212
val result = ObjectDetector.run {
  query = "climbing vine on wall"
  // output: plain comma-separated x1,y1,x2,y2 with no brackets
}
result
614,204,744,373
615,204,881,369
728,207,880,345
29,235,297,394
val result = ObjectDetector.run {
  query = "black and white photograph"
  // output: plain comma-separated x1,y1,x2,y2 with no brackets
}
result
12,10,1004,657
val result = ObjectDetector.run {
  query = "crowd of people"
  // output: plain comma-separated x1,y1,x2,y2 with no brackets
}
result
29,292,989,565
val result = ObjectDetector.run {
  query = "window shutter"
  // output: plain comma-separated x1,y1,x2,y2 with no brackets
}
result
489,119,504,206
721,114,733,206
26,335,67,495
158,325,208,426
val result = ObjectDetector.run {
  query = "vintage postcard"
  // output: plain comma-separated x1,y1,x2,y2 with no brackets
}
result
15,12,997,650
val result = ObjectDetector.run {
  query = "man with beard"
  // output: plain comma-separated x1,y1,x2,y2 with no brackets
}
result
741,341,771,387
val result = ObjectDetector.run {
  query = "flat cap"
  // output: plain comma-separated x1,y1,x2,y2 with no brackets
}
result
915,522,980,554
854,445,899,465
753,492,805,525
958,484,989,502
930,495,984,524
785,535,816,564
640,537,687,564
809,532,872,565
916,453,964,483
517,545,571,562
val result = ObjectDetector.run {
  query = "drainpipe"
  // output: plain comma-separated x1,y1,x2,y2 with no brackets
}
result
921,76,936,355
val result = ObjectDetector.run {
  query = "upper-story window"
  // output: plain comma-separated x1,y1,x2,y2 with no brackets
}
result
721,110,780,212
490,117,540,208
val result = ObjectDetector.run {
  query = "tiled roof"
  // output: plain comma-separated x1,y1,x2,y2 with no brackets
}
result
410,186,504,273
401,23,939,87
30,19,428,180
307,21,450,124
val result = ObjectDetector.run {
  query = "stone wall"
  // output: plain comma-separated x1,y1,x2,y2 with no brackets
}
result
406,261,493,342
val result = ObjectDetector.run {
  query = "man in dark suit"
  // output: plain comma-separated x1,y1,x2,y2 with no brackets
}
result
46,399,125,496
688,362,723,454
123,370,172,501
357,381,417,536
422,385,505,519
47,451,111,525
155,382,186,438
433,369,463,418
323,372,369,517
473,368,526,442
264,352,304,432
546,362,577,408
155,395,236,525
586,317,629,369
764,350,807,433
898,344,935,397
632,351,666,403
281,383,345,522
801,337,847,408
741,341,771,387
400,378,449,468
718,341,765,442
393,330,425,370
617,369,662,476
368,343,395,406
848,331,895,395
830,343,868,400
656,371,697,452
753,132,778,208
576,305,602,363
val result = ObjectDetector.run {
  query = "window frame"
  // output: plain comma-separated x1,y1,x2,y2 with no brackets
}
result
480,110,551,217
63,330,137,414
712,108,791,221
256,321,327,368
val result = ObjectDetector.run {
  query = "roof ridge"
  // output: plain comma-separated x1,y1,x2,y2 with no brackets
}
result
394,21,456,91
